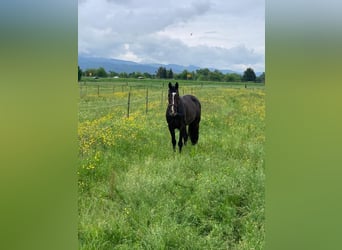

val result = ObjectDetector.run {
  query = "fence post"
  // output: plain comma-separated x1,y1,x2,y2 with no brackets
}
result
127,91,131,118
145,88,148,114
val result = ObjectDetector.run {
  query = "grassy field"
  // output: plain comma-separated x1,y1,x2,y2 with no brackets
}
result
78,81,265,249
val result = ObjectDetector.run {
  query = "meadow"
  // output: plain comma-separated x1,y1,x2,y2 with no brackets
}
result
78,80,265,249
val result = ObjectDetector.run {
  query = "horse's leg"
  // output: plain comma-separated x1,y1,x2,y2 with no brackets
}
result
183,125,189,145
178,128,183,152
178,126,187,152
168,126,176,152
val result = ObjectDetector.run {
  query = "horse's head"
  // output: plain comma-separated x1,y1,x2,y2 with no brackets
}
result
167,82,180,117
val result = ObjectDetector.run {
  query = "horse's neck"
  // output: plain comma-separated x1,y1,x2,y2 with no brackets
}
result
177,99,185,115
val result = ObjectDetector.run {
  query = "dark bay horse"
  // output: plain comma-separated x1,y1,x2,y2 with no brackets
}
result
166,82,201,152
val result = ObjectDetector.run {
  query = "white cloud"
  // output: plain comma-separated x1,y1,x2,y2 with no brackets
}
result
78,0,265,72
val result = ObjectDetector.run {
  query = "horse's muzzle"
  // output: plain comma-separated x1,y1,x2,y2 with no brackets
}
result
169,111,177,117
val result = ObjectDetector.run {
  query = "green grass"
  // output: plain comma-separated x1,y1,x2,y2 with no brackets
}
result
78,84,265,249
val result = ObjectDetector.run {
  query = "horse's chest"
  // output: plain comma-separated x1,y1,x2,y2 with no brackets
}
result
167,116,183,129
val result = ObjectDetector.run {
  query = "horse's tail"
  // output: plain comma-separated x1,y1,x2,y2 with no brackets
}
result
189,121,199,145
189,101,201,145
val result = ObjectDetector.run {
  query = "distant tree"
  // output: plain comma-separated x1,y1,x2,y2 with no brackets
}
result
256,72,265,83
156,67,167,79
177,70,189,80
78,66,82,81
84,68,97,77
242,68,256,82
196,68,210,81
224,73,242,82
197,68,210,76
119,72,128,78
108,71,118,77
143,72,152,79
167,68,174,79
135,72,143,78
96,67,108,78
128,72,137,78
209,70,224,81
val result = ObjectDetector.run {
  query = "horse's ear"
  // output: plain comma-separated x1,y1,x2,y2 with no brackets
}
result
168,82,172,89
175,82,179,89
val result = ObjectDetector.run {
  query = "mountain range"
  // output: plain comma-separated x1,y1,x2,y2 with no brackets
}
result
78,55,257,76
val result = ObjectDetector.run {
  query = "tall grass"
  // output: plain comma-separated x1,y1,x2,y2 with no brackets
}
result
78,84,265,249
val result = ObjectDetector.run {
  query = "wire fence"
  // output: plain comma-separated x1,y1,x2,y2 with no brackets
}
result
78,81,265,118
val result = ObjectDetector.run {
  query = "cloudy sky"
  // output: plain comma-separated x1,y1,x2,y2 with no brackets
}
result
78,0,265,72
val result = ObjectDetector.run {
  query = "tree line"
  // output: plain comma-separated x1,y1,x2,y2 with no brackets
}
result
78,66,265,83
